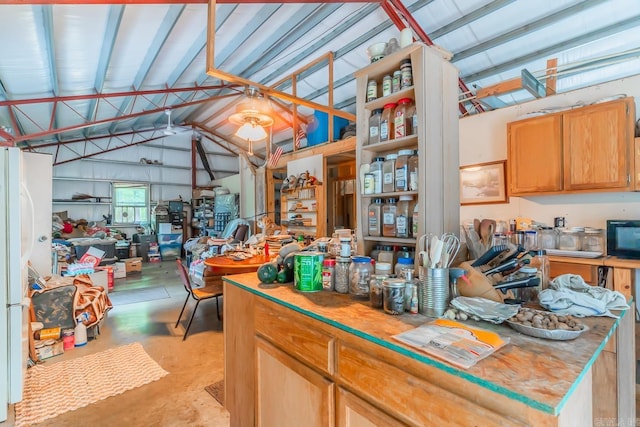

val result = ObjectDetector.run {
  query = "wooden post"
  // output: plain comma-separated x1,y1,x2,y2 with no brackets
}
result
546,58,557,96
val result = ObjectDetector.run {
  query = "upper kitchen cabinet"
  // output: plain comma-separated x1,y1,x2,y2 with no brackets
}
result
507,97,636,196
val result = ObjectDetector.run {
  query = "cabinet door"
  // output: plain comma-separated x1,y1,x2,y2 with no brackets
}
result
337,388,404,427
255,338,334,427
562,99,633,191
507,114,562,195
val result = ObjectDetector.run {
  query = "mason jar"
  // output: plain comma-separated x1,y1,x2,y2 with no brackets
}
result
349,256,373,299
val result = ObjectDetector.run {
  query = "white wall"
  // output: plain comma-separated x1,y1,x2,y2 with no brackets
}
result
459,73,640,230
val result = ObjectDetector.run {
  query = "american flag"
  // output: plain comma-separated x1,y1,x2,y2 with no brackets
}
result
268,145,283,168
294,127,306,149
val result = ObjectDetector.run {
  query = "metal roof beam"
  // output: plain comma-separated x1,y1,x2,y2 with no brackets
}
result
452,0,609,63
463,14,640,83
429,0,516,40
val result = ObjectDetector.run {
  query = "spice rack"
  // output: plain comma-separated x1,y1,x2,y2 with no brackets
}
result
354,42,460,258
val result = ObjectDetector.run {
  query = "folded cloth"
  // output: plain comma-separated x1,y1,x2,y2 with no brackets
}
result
538,274,629,318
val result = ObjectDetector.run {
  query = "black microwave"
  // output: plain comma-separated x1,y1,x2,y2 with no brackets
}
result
606,220,640,259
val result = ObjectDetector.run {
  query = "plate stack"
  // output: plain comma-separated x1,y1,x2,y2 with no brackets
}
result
418,268,450,317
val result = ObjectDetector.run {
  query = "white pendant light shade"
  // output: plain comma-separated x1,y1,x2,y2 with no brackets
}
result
235,121,268,141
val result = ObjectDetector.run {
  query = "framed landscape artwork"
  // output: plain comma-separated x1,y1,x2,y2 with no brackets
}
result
459,160,508,205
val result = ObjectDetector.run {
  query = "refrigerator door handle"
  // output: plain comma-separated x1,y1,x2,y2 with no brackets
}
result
20,181,35,269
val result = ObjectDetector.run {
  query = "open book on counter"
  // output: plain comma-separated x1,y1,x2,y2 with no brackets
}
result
392,319,509,369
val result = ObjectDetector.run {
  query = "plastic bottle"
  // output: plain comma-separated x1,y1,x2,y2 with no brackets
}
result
393,98,414,139
395,256,414,278
382,198,397,237
382,154,397,193
370,156,385,194
74,314,88,347
395,195,415,238
408,150,419,191
411,201,419,238
367,198,383,237
380,103,396,142
368,109,382,146
394,149,414,192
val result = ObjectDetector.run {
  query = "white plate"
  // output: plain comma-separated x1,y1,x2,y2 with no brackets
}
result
545,249,603,258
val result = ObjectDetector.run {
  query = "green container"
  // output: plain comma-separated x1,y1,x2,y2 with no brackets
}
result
294,252,324,292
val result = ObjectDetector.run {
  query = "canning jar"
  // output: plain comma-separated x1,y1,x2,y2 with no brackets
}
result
395,195,415,238
382,154,397,193
538,227,557,250
369,275,387,308
370,156,385,194
380,103,396,142
334,257,351,294
382,198,397,237
322,259,335,291
383,278,406,315
582,228,604,252
395,256,414,278
393,98,413,139
558,227,584,251
367,198,383,237
349,256,373,299
368,109,382,145
394,149,414,191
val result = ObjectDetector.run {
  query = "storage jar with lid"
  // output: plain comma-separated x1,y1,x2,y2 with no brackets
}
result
538,227,557,250
369,245,381,262
375,262,392,276
382,198,397,237
382,154,397,193
370,156,385,194
391,70,402,93
395,256,414,278
378,246,395,266
408,150,419,191
339,237,352,257
393,98,413,139
394,149,414,191
582,228,604,253
400,58,413,89
382,278,406,315
367,198,383,237
395,195,415,238
334,257,351,294
322,259,335,291
558,227,583,251
366,80,377,102
382,75,392,97
369,275,386,308
368,109,382,145
349,256,373,299
380,103,396,142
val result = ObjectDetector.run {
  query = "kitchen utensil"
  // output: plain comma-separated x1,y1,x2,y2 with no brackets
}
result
440,233,460,268
471,245,507,268
429,236,443,268
493,276,540,292
483,258,518,276
480,219,496,247
464,228,484,260
485,243,518,269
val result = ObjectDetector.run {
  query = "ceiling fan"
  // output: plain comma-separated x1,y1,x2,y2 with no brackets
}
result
163,108,191,136
228,87,274,142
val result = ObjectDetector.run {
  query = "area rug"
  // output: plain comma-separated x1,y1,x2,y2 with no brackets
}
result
108,286,170,306
205,380,224,406
14,342,168,427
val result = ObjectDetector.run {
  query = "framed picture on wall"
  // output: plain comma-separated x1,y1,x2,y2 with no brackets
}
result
459,160,508,205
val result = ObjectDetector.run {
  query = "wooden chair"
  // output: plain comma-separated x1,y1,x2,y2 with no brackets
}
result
175,259,222,340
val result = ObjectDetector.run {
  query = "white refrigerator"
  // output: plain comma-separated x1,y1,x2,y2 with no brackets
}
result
0,147,52,422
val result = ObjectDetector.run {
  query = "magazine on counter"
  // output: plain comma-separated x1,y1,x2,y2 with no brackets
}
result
392,319,509,369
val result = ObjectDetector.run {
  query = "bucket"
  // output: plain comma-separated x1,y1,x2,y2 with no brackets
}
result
293,252,324,292
306,111,350,146
418,268,449,317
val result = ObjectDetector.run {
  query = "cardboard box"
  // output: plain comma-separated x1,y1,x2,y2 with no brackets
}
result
36,340,64,360
113,262,126,279
122,257,143,273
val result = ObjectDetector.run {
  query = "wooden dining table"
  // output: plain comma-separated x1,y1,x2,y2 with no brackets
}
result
203,254,272,275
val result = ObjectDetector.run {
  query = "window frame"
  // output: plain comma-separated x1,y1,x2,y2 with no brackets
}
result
110,182,150,226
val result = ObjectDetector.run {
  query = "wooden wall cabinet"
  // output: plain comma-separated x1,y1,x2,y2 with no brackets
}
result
507,97,636,196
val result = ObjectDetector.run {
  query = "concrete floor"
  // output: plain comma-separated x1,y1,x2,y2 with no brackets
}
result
9,260,230,427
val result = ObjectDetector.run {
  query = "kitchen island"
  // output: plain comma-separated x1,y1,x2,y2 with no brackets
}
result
223,273,634,426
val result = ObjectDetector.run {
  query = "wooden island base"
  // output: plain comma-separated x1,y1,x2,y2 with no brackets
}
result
223,273,635,426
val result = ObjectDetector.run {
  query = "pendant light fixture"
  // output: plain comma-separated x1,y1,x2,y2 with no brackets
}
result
229,87,273,148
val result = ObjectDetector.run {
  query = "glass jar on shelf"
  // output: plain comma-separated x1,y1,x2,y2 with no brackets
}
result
582,228,604,252
382,198,397,237
395,195,415,238
394,149,414,192
393,98,413,139
349,256,373,300
538,227,557,250
369,274,387,308
380,103,396,142
367,198,383,237
558,227,584,251
370,156,385,194
368,109,382,146
382,154,397,193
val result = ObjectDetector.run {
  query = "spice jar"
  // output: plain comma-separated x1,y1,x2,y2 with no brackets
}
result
411,201,419,238
349,256,373,299
391,70,402,93
408,150,419,191
400,58,413,89
380,103,396,142
382,198,397,237
334,257,351,294
382,75,392,97
370,156,385,194
339,237,352,257
369,275,387,308
322,259,335,291
382,154,397,193
367,198,383,237
582,228,604,252
393,98,413,139
395,195,415,238
366,80,378,102
394,149,414,191
368,109,382,146
383,278,406,315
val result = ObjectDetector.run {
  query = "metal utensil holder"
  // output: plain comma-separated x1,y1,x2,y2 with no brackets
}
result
418,267,449,317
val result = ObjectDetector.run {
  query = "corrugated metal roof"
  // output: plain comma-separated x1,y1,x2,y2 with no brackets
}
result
0,0,638,174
